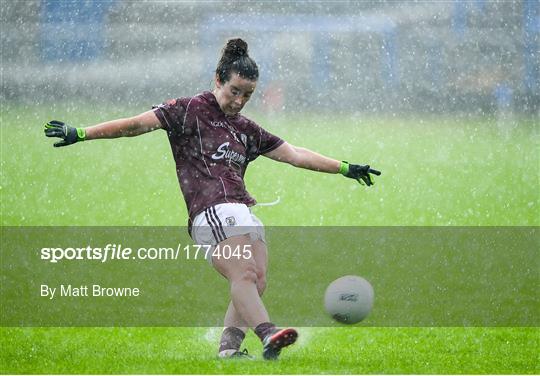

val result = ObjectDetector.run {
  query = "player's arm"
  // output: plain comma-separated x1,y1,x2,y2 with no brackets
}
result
264,142,340,172
44,110,162,147
264,142,381,186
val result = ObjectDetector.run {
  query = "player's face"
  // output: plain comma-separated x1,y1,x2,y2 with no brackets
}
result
215,72,257,116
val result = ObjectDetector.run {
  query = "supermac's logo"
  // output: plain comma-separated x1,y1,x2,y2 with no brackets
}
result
211,142,246,165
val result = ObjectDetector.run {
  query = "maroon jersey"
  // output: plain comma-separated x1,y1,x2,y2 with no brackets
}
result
153,91,284,222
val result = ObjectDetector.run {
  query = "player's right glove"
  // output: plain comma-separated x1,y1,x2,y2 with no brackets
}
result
339,161,381,186
44,120,86,147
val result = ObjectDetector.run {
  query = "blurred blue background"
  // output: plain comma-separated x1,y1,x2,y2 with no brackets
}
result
1,0,538,115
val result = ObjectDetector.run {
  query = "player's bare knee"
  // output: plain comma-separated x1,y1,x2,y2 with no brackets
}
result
238,263,258,284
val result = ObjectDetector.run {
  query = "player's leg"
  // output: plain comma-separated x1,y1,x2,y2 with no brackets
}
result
212,234,270,328
223,302,249,329
192,205,260,358
218,239,267,357
222,239,268,325
196,204,297,359
214,236,296,360
218,303,248,358
248,239,297,360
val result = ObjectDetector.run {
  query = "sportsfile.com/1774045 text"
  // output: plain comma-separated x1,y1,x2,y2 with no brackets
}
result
39,243,253,263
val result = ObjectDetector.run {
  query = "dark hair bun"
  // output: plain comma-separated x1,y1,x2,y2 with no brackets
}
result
223,38,249,60
216,37,258,82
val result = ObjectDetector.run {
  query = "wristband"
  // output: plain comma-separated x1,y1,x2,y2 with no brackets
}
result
76,128,86,141
339,161,349,175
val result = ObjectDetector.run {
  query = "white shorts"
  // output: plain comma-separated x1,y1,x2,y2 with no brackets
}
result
191,203,266,247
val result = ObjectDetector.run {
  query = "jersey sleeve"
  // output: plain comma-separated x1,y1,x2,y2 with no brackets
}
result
152,98,186,133
246,120,284,161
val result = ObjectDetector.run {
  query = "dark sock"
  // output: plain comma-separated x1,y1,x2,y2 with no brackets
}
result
254,322,276,342
219,327,246,353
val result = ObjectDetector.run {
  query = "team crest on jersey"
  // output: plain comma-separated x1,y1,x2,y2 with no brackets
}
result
225,216,236,226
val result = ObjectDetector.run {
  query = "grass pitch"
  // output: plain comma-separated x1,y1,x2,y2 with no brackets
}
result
2,327,538,374
1,103,539,373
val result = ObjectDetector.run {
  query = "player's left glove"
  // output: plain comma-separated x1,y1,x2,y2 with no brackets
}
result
339,161,381,186
44,120,86,147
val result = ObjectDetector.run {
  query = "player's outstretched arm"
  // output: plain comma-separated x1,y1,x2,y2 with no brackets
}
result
44,110,162,147
264,142,381,186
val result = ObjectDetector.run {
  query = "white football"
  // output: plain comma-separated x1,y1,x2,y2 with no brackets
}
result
324,275,374,324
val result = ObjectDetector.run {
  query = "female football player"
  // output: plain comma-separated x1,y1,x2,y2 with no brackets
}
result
44,38,380,360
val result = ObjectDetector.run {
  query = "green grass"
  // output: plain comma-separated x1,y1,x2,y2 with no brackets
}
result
1,103,539,373
1,105,538,226
1,327,538,374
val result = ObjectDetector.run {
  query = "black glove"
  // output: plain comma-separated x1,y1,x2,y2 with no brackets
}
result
339,161,381,186
44,120,85,147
